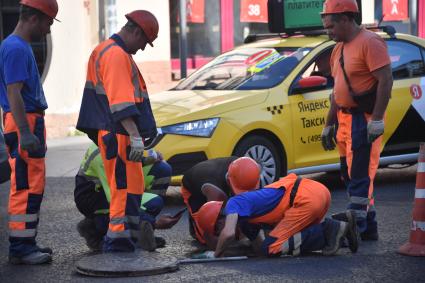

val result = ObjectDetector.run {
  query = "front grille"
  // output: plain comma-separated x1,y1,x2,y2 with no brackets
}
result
167,152,208,175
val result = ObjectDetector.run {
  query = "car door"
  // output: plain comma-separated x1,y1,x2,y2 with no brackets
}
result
288,45,339,168
382,38,425,156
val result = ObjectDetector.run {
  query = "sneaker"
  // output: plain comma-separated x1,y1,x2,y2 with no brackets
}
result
323,219,347,256
344,211,359,253
77,218,103,251
136,221,156,252
9,251,52,265
155,236,166,248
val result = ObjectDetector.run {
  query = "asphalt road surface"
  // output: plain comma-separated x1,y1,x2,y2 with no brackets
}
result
0,166,423,282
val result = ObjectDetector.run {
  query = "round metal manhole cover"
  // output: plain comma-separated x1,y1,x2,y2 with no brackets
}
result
75,251,179,277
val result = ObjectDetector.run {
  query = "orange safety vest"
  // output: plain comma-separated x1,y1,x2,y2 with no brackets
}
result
180,186,208,243
248,173,300,226
77,34,157,142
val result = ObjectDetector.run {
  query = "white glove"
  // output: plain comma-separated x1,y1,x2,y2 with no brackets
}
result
142,149,159,166
321,125,336,151
191,250,216,259
367,120,384,143
129,136,144,161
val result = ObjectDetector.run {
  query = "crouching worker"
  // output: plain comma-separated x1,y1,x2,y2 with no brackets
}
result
181,157,261,244
74,143,179,251
195,173,359,258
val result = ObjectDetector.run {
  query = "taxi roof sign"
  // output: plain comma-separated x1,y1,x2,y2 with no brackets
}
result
268,0,362,34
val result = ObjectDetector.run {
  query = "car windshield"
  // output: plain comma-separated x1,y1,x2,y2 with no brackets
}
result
174,47,311,91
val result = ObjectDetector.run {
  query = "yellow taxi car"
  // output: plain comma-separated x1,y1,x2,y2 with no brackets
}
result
150,29,425,186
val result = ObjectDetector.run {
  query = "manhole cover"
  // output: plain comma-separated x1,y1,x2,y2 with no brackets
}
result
76,250,179,277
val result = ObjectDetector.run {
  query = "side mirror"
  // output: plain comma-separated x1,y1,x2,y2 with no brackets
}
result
292,76,328,94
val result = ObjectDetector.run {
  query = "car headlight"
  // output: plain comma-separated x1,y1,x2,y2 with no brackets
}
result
161,118,220,138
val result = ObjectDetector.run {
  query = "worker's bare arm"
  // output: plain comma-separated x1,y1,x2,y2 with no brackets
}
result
214,213,238,257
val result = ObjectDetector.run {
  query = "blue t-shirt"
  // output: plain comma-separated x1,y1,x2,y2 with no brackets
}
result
225,188,285,218
224,188,286,240
0,35,48,112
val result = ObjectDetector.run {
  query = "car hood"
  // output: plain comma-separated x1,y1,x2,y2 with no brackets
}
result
150,89,269,126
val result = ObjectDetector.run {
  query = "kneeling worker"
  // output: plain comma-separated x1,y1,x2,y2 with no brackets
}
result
74,143,179,251
195,173,358,258
181,156,261,244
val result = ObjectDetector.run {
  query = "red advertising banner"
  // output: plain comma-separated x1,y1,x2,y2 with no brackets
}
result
240,0,268,23
187,0,205,23
383,0,409,21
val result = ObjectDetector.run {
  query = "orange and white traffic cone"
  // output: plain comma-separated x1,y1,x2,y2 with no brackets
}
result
398,142,425,256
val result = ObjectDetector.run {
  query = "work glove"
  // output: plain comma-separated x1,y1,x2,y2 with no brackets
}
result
321,125,336,151
129,136,144,162
191,251,215,259
19,126,41,152
142,149,159,166
367,120,384,143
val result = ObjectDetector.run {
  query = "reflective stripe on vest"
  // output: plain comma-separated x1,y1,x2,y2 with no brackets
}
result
83,42,149,113
130,61,149,99
77,147,101,186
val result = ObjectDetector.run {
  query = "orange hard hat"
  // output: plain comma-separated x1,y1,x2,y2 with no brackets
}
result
20,0,59,20
321,0,359,15
197,201,223,236
125,10,159,47
228,157,261,195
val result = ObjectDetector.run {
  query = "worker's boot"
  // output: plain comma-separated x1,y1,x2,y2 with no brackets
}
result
9,251,52,265
77,218,103,251
136,220,156,252
322,218,347,256
331,210,359,253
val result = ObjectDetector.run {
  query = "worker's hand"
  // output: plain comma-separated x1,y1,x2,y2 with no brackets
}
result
367,120,384,143
19,126,41,152
155,214,182,229
321,125,336,151
129,136,144,161
191,251,215,259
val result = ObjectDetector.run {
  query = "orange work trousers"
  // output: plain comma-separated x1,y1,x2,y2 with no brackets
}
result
3,113,46,257
97,130,144,252
336,109,382,234
265,179,331,255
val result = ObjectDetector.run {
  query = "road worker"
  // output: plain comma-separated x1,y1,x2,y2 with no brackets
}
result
194,174,358,259
320,0,393,240
74,143,179,251
181,156,261,245
0,0,59,264
76,10,159,252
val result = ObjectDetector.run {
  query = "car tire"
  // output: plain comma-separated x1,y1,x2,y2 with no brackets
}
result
233,135,283,187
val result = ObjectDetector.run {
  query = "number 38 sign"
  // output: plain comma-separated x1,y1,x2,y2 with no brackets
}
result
240,0,268,23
